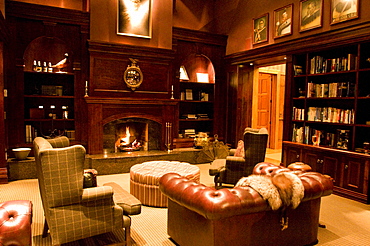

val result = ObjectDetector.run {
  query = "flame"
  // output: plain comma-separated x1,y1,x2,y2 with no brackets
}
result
115,126,142,151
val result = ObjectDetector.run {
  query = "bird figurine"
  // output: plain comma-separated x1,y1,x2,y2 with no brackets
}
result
52,53,69,73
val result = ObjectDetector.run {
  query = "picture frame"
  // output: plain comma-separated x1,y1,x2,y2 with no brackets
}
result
299,0,323,32
253,13,269,44
331,0,359,25
274,4,293,39
117,0,152,38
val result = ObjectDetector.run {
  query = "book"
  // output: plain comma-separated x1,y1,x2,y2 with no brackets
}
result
185,89,193,100
293,65,303,75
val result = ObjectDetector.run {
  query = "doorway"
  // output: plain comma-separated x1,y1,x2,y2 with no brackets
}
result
252,64,285,149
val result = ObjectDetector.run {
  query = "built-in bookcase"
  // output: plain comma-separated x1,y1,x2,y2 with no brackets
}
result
283,41,370,203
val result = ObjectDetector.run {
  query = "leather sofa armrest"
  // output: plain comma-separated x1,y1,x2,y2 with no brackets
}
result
0,200,33,246
253,162,334,201
159,173,269,220
81,186,114,202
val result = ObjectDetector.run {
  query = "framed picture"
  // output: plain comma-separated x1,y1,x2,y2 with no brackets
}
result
117,0,152,38
274,4,293,38
331,0,359,25
253,13,269,44
299,0,322,32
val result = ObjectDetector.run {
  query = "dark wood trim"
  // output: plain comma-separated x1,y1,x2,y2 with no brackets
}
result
226,21,370,65
84,97,178,106
5,0,89,26
173,27,228,47
88,40,175,61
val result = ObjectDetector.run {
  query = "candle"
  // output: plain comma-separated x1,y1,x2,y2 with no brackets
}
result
85,81,88,87
171,85,173,91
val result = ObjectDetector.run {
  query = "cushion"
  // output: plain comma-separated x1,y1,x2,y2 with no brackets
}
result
234,140,245,157
83,169,98,188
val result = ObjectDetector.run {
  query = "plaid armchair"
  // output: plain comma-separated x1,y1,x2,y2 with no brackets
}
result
33,136,134,245
211,128,268,188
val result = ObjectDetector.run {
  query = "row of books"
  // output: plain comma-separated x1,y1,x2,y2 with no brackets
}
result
292,124,350,149
307,107,355,124
184,129,196,138
309,54,356,74
307,81,353,98
292,107,305,121
181,89,209,101
25,125,75,143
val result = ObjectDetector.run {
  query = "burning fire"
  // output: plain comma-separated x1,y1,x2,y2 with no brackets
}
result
115,126,142,151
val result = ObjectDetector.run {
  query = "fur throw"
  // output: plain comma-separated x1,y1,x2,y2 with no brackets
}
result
235,172,304,210
236,175,282,210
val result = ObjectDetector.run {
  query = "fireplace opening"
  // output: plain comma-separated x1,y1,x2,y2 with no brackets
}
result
115,123,146,152
103,118,161,153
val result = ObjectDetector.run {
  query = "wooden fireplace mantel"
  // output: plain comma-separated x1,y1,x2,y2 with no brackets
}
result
85,97,179,154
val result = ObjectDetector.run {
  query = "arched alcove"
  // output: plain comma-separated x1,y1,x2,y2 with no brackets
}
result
23,36,73,72
181,54,215,83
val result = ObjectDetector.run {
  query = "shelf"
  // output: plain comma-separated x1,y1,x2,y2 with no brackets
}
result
25,119,74,122
179,100,213,103
179,119,213,122
307,70,356,76
24,95,74,99
24,70,74,76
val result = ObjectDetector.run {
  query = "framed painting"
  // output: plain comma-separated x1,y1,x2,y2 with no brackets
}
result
274,4,293,39
253,13,269,44
117,0,152,38
331,0,359,24
299,0,323,32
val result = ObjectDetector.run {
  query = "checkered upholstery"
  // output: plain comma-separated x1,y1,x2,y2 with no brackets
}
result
130,161,200,207
33,137,131,245
104,182,142,215
215,128,268,187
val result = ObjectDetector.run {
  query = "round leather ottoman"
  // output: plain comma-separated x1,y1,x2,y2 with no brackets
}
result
130,161,200,207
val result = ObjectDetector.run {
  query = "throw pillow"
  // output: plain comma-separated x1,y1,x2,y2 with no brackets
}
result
234,140,244,157
83,169,98,188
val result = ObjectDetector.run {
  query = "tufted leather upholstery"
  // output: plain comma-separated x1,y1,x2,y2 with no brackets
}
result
159,162,334,246
0,200,33,246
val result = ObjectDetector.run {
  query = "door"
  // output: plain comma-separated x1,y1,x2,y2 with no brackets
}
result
257,72,275,148
257,73,272,135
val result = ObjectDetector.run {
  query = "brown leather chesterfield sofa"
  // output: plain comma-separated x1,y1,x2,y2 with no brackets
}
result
0,200,33,246
159,162,333,246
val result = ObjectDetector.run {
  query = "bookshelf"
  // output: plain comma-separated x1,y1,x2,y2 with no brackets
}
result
283,41,370,203
178,81,214,143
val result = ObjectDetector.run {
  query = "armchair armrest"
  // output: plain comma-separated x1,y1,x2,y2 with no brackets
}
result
229,149,237,156
226,156,245,162
104,182,142,216
81,186,114,202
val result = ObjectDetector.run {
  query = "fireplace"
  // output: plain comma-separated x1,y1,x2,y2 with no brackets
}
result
85,97,178,155
103,118,161,153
